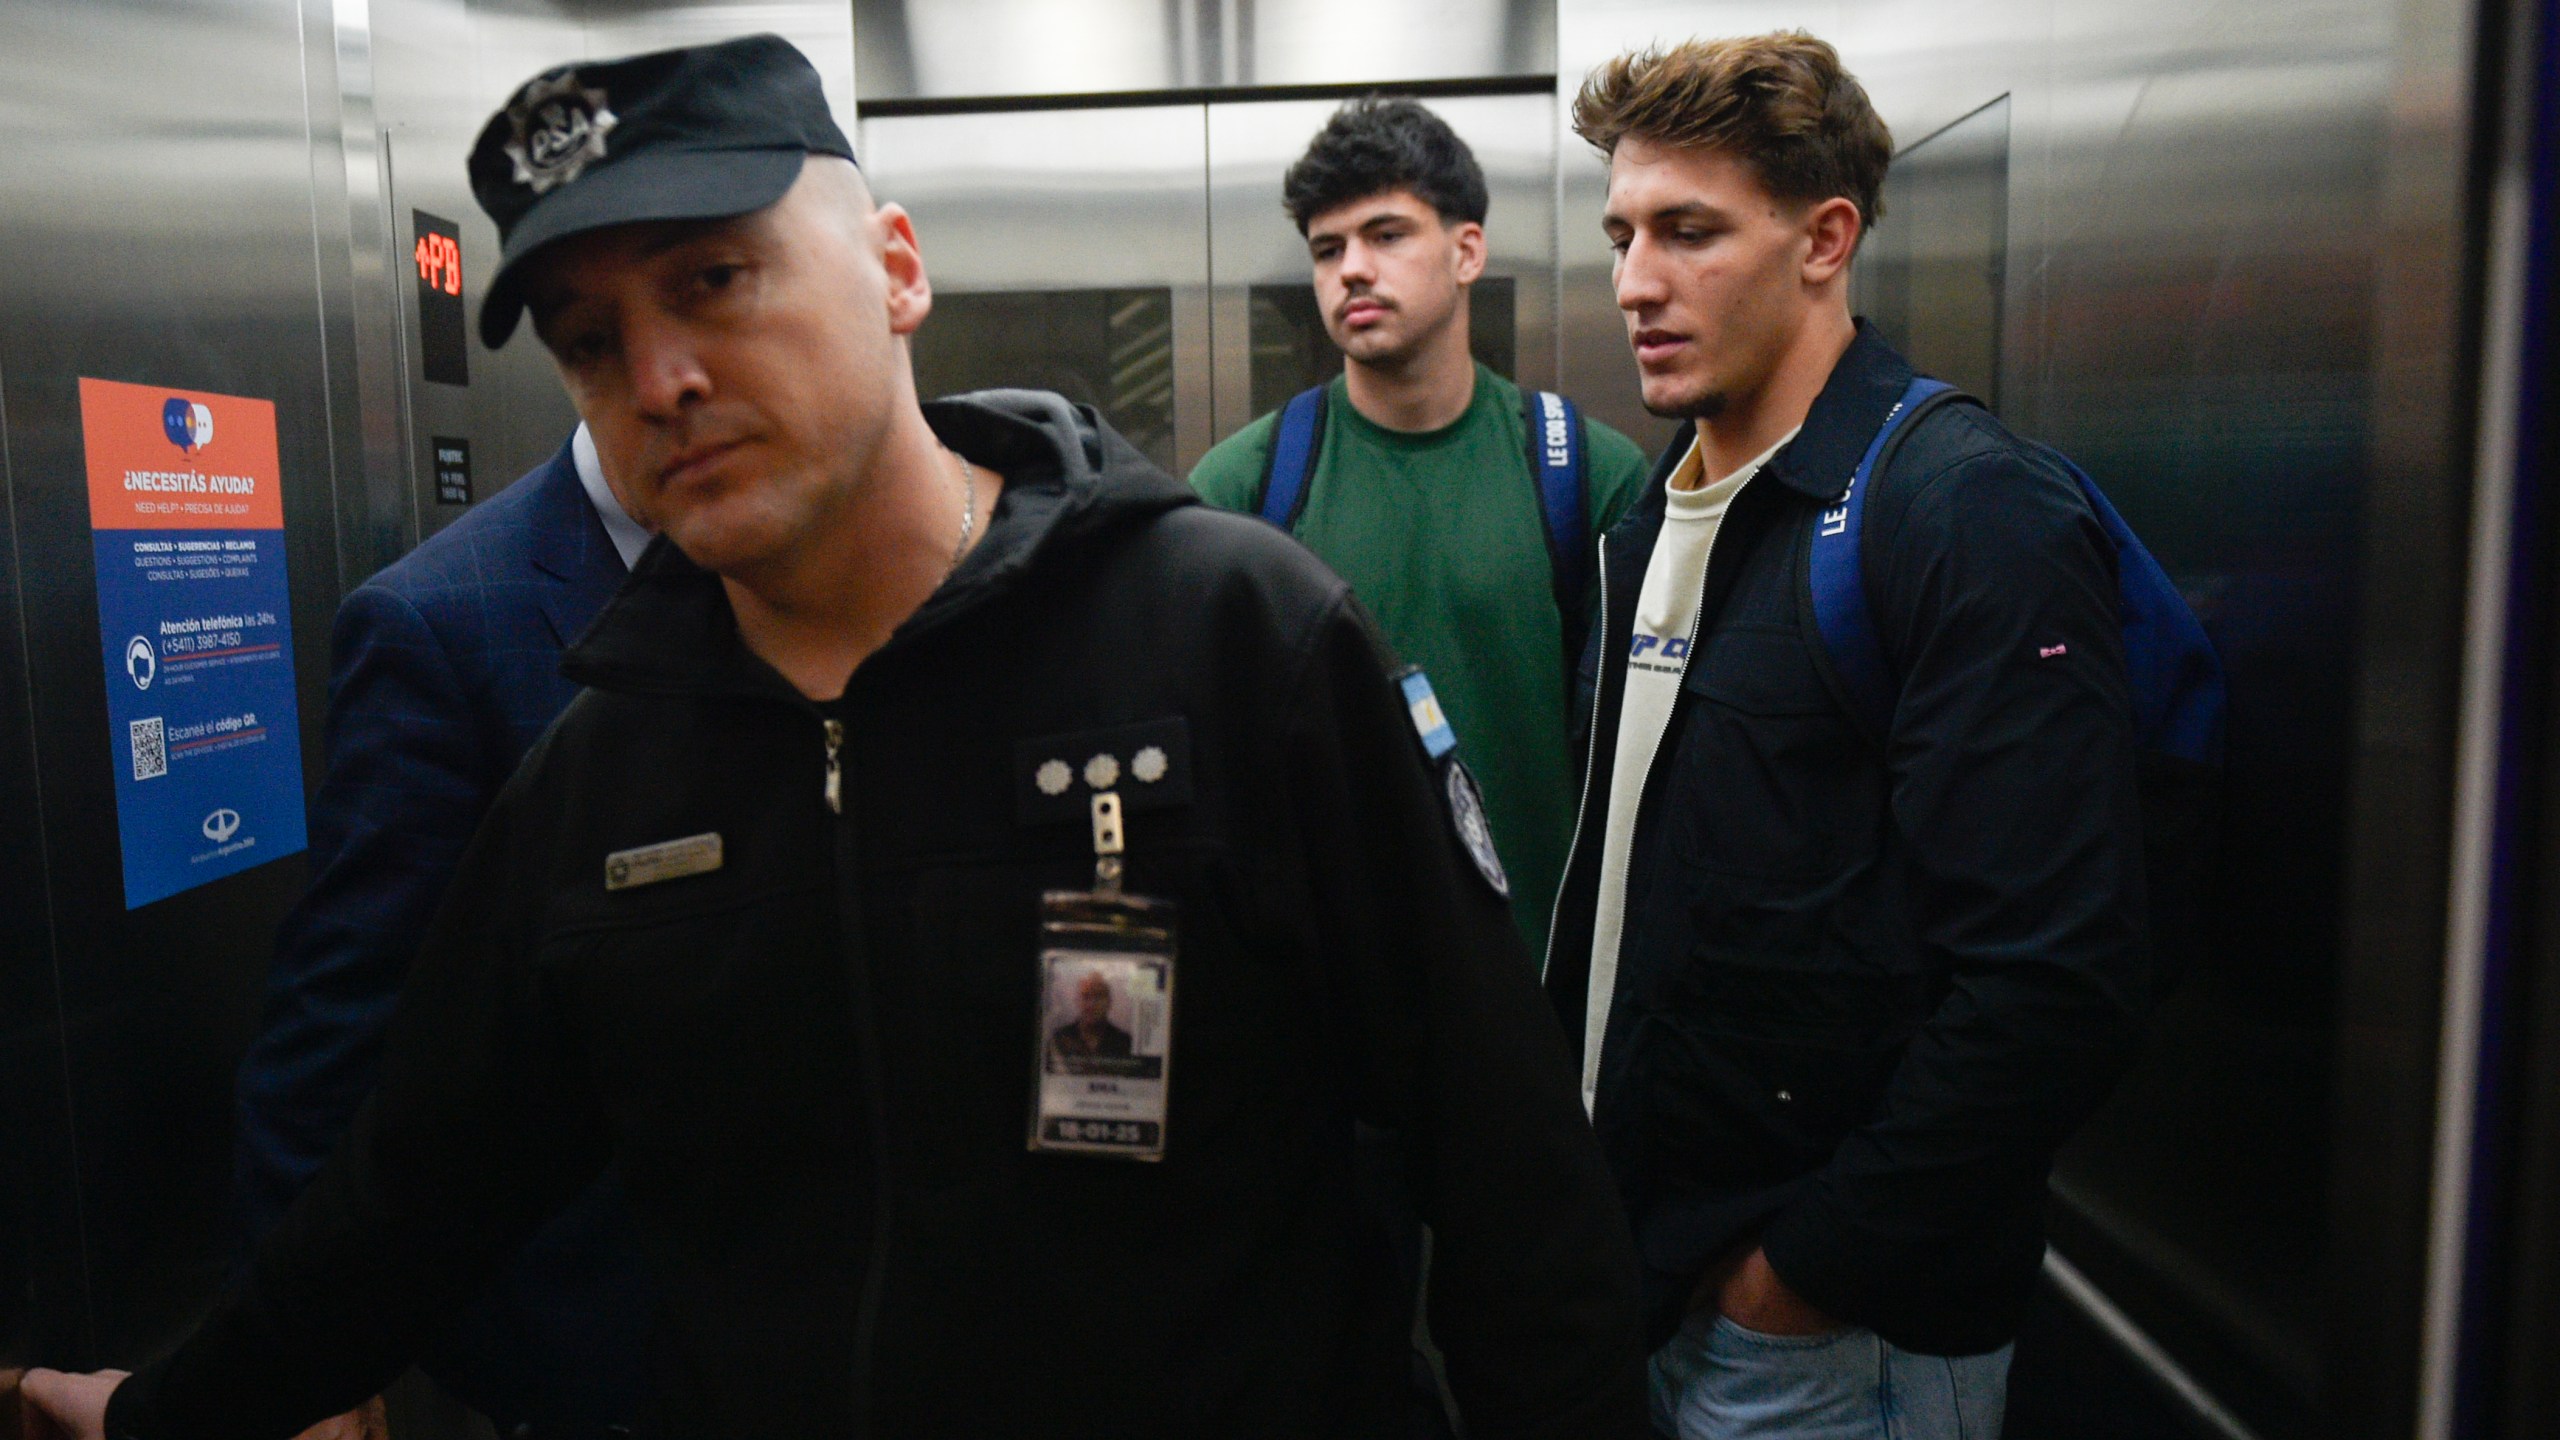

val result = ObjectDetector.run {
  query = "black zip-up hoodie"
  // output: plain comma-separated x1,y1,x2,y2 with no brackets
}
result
107,392,1646,1439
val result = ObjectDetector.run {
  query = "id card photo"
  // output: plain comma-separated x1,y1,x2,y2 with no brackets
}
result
1030,949,1172,1158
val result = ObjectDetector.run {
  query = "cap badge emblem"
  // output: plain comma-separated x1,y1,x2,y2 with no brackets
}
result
504,72,618,194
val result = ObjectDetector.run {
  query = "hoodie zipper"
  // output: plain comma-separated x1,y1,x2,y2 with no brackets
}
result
816,705,891,1434
824,719,844,813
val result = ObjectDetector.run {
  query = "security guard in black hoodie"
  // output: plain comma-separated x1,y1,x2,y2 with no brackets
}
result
25,34,1644,1440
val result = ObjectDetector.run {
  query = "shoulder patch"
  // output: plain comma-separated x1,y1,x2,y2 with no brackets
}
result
1397,667,1458,761
1443,760,1509,898
1014,717,1193,824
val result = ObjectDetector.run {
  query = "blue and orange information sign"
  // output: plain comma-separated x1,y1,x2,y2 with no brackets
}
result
80,377,306,907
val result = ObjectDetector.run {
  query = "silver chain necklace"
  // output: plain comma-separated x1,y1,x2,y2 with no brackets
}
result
946,448,978,574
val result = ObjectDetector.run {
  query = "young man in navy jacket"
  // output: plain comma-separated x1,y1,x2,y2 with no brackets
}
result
1547,34,2151,1439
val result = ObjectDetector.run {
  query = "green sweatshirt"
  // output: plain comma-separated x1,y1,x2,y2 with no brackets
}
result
1191,364,1652,958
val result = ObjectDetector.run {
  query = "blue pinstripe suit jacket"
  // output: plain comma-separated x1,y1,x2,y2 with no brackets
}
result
234,439,650,1433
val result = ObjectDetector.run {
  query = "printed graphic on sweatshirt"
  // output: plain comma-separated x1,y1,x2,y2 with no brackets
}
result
1627,632,1692,676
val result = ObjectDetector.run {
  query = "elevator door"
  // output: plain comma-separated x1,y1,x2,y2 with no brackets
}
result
858,89,1556,476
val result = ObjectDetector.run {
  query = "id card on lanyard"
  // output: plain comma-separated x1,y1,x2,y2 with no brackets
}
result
1028,791,1176,1160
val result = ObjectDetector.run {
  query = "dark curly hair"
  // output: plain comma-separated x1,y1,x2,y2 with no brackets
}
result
1282,96,1489,235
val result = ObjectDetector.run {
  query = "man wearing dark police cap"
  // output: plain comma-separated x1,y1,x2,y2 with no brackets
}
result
24,32,1646,1440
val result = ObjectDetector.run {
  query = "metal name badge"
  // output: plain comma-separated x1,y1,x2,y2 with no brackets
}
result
1027,792,1176,1160
603,831,722,891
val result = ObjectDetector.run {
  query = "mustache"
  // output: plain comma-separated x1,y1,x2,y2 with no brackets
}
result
1333,289,1395,323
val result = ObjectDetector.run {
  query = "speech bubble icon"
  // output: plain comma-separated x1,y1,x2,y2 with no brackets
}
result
161,398,213,453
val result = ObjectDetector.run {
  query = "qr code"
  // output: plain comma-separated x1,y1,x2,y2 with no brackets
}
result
131,716,166,780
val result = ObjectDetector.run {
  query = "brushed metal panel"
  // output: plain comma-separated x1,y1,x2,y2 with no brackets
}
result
579,2,856,106
861,107,1212,290
0,0,354,1366
856,0,1554,103
893,0,1181,98
1852,96,2009,410
2324,0,2490,1427
310,0,415,590
1244,0,1556,87
0,312,89,1372
373,0,585,542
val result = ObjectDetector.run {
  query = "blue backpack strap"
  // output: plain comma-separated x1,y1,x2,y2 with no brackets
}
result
1807,376,1958,737
1521,390,1591,623
1257,385,1330,529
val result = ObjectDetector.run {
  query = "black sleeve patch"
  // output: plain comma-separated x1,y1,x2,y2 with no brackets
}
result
1444,759,1510,899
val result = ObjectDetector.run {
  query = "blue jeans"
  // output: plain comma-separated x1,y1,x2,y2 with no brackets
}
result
1649,1310,2012,1440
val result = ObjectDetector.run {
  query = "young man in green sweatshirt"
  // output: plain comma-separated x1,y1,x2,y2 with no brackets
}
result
1192,97,1651,957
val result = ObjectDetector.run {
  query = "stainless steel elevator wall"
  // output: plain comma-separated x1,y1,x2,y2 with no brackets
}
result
0,0,372,1367
858,0,1558,102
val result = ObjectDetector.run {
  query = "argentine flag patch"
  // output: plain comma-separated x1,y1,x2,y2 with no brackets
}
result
1394,666,1507,898
1399,668,1458,761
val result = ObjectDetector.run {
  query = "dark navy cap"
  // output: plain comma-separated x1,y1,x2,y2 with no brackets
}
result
469,33,854,347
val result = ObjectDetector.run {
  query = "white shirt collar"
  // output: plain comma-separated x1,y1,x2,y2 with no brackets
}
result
1665,427,1798,501
571,423,651,572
